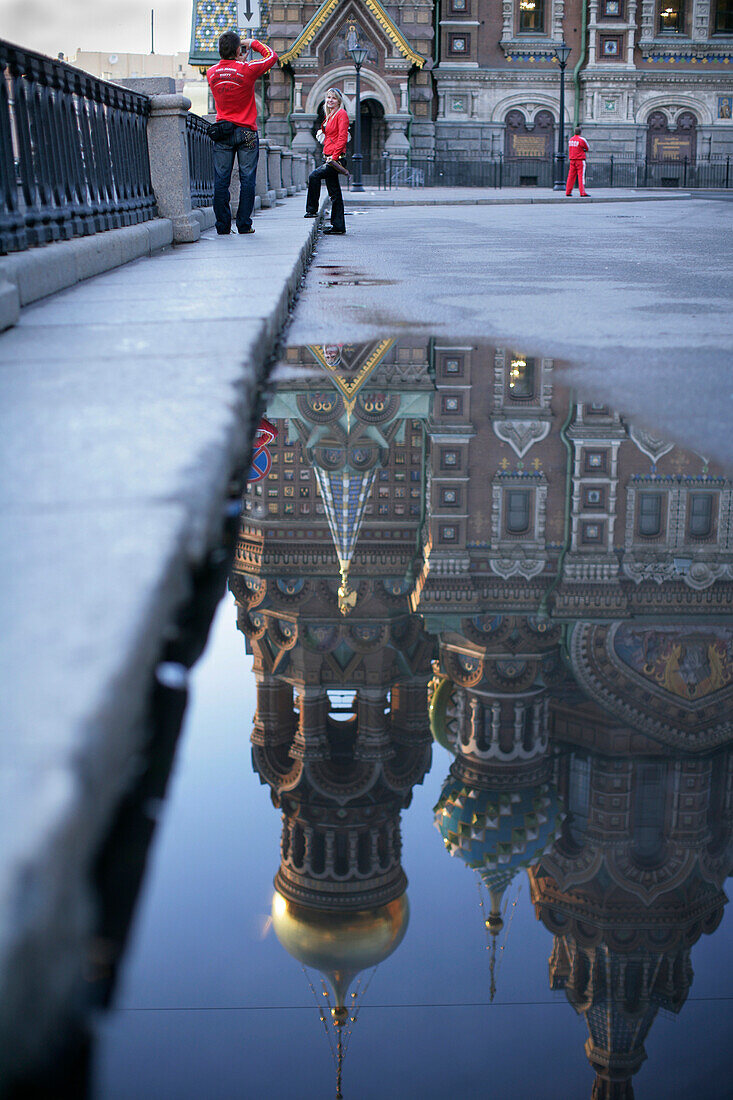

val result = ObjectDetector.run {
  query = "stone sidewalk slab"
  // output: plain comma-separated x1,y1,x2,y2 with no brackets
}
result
0,192,321,1084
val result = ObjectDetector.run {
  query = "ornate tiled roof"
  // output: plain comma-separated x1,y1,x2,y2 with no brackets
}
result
279,0,425,67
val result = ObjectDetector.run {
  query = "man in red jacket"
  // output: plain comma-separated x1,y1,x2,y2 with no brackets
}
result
566,126,590,197
207,31,278,235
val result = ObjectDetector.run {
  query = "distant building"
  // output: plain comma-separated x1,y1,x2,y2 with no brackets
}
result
189,0,733,171
68,50,210,115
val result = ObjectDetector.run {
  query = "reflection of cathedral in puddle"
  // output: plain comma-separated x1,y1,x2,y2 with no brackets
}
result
232,339,435,1092
234,337,733,1096
530,705,733,1099
429,614,566,996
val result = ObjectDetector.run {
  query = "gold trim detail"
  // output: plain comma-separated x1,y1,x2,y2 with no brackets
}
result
363,0,425,67
279,0,425,68
308,339,396,403
279,0,340,64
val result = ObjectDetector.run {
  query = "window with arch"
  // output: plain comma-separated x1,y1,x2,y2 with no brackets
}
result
659,0,684,32
519,0,546,32
638,492,663,537
688,492,714,538
505,489,531,533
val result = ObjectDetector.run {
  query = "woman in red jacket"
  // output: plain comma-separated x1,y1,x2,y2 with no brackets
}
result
305,88,349,234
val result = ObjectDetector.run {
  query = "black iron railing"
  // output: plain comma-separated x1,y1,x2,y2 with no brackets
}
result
377,152,733,191
0,39,156,254
185,112,214,209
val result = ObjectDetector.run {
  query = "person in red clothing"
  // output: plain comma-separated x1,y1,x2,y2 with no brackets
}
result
304,88,350,235
207,31,278,235
566,126,590,197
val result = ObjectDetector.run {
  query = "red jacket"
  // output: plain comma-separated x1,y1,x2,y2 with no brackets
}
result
323,107,349,159
568,135,589,162
207,41,278,130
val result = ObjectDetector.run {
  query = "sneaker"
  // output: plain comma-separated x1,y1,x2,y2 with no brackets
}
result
238,226,255,234
323,227,346,235
216,229,231,235
304,212,318,218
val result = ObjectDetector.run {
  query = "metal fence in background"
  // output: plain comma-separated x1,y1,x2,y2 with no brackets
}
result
185,112,214,209
377,152,733,191
0,39,156,254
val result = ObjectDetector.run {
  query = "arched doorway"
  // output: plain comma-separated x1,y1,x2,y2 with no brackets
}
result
647,110,697,164
504,109,555,186
347,97,385,178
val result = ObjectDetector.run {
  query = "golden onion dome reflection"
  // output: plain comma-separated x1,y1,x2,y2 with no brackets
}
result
272,892,409,1016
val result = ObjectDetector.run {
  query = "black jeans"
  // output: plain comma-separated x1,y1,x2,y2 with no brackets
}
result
306,163,345,231
213,130,259,233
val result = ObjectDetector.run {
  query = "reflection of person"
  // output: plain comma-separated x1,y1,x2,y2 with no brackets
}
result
207,32,278,235
305,88,349,235
565,126,590,197
322,344,343,366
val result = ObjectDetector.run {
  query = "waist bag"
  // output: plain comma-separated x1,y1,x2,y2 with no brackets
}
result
209,121,257,147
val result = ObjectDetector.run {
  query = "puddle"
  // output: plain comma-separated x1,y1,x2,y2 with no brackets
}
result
88,336,732,1100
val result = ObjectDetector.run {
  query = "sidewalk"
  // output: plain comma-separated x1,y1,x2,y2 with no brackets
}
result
0,192,320,1083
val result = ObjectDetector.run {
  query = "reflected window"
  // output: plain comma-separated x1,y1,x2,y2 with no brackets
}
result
638,492,662,537
508,357,536,399
568,754,590,846
519,0,545,31
688,493,713,538
659,0,683,31
632,763,666,865
505,490,531,534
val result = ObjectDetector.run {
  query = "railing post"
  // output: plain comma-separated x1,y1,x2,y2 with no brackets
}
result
499,152,503,190
727,156,730,189
146,93,202,242
683,155,688,188
609,154,614,188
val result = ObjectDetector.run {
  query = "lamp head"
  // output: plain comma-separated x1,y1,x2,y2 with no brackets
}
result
554,41,571,65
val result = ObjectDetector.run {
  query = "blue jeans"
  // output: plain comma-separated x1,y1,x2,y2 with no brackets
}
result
213,131,259,233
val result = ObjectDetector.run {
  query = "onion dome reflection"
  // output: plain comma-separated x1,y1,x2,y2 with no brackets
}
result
232,400,434,1095
530,720,733,1099
429,614,566,997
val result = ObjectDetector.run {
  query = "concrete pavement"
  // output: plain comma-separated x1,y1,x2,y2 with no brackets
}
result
0,192,321,1085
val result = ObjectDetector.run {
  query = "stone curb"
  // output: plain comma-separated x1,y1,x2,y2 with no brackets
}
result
344,192,693,208
0,196,322,1088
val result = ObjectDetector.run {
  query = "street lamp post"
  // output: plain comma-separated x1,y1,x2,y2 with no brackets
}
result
552,42,572,191
347,27,368,193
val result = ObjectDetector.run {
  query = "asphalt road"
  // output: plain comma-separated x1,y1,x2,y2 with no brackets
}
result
287,196,733,466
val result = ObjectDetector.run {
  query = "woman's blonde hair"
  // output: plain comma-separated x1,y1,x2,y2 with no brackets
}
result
324,87,344,116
